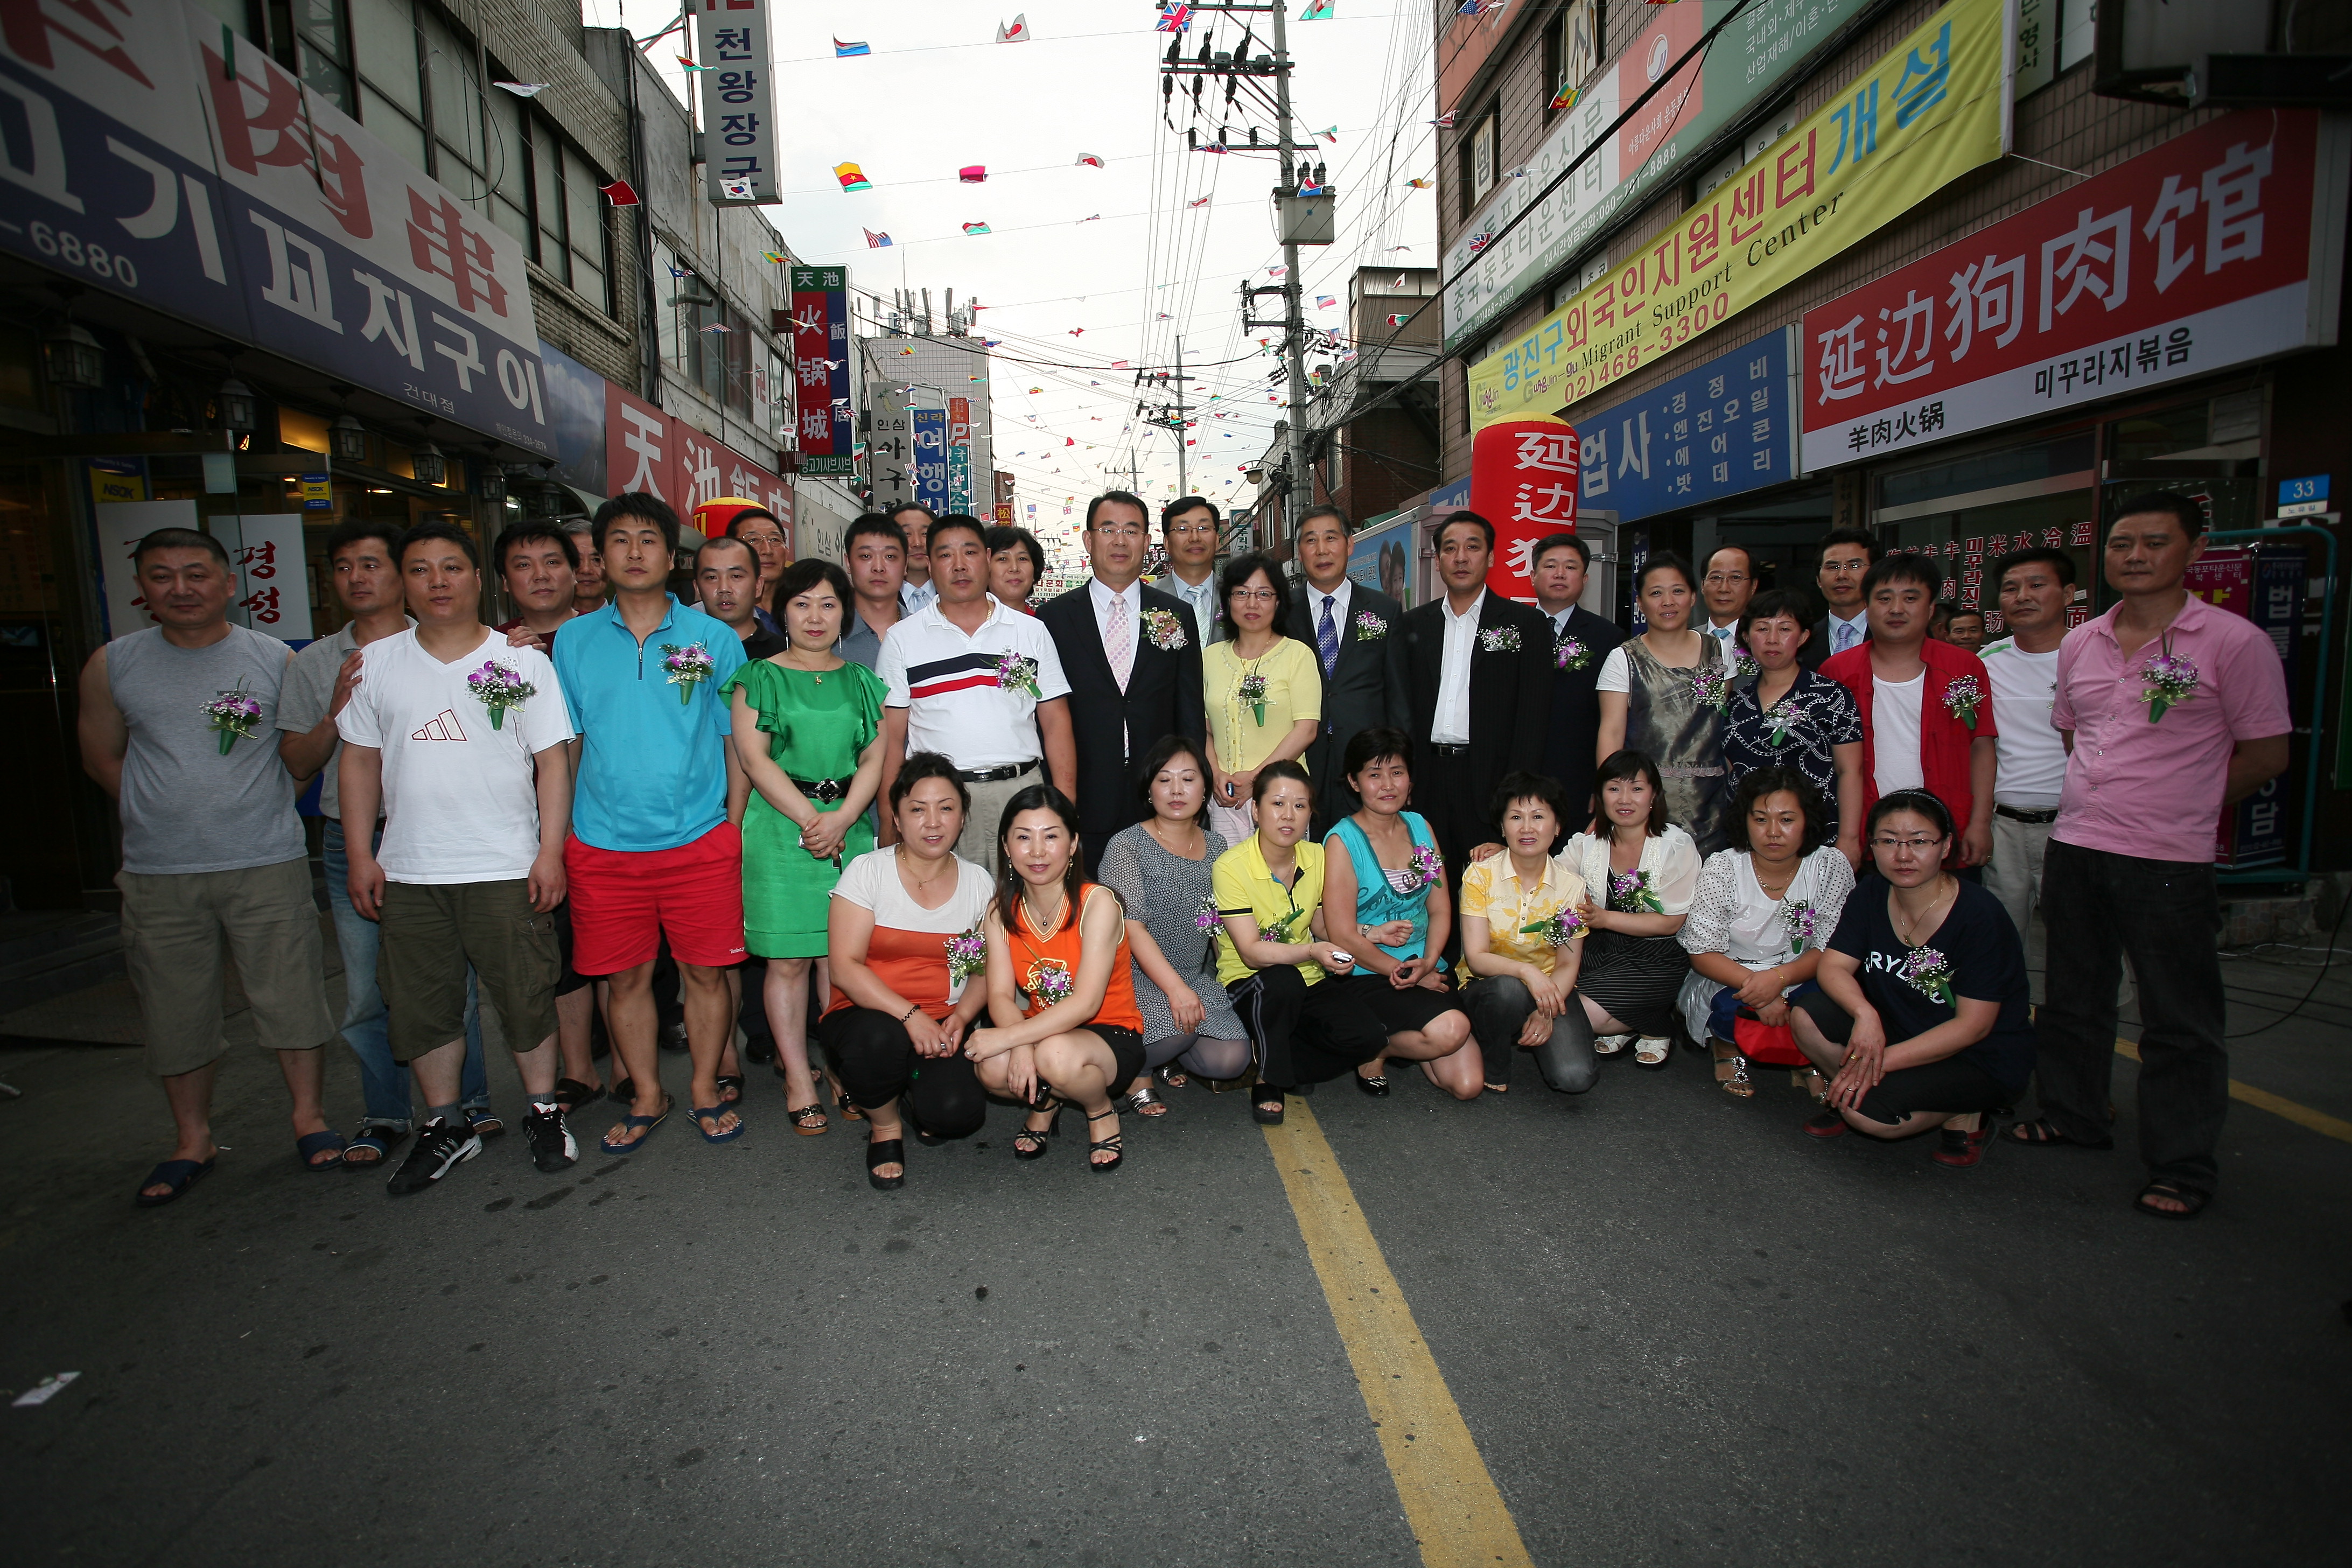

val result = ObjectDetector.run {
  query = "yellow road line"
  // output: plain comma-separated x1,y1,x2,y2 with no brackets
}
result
2113,1039,2352,1144
1263,1102,1535,1568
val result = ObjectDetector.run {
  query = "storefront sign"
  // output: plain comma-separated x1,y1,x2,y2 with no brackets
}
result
674,421,790,538
1469,0,2015,429
911,406,947,512
693,0,778,205
298,473,332,510
1800,111,2348,471
789,268,853,475
2190,545,2303,868
947,396,972,515
87,459,146,506
597,379,789,533
1569,328,1796,522
223,513,312,641
2276,474,2329,519
0,0,555,456
1443,0,1873,351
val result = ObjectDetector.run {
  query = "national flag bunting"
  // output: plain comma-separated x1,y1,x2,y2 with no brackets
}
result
863,227,892,248
834,37,870,57
961,222,991,235
834,163,872,192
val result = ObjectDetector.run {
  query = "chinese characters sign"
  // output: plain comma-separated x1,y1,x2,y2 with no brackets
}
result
1799,111,2346,471
1570,329,1796,523
694,0,778,204
600,382,791,527
1442,0,1872,352
0,0,554,456
1468,0,2013,429
790,267,854,475
1467,418,1578,603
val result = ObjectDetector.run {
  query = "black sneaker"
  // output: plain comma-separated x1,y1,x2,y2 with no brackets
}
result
385,1118,481,1195
525,1101,577,1173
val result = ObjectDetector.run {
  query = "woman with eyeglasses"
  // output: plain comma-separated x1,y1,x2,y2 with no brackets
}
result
1676,766,1856,1099
1595,552,1738,853
1201,552,1321,844
1788,788,2033,1166
965,785,1145,1171
723,559,888,1134
1560,750,1700,1068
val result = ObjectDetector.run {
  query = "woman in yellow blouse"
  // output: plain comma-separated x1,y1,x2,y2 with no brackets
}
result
1458,771,1599,1097
1202,553,1321,845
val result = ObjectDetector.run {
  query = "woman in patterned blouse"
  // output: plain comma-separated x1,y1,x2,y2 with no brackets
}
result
1720,589,1864,870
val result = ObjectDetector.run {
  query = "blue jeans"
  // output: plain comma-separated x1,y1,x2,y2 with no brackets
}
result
322,821,488,1129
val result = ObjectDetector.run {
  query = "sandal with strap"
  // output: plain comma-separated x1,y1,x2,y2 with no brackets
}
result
342,1123,406,1169
690,1103,745,1144
1157,1064,1188,1090
866,1137,906,1191
834,1083,866,1123
1121,1084,1169,1118
1013,1105,1061,1160
2004,1117,2112,1151
1592,1033,1632,1057
135,1156,215,1208
553,1077,604,1114
1086,1108,1124,1173
296,1129,347,1172
787,1102,829,1136
2134,1179,2211,1220
599,1097,672,1156
715,1074,745,1106
1710,1040,1754,1099
1633,1036,1672,1069
1934,1116,1991,1167
1251,1085,1285,1125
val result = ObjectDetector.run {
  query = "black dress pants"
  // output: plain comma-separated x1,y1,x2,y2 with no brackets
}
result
817,1006,987,1138
1226,964,1387,1088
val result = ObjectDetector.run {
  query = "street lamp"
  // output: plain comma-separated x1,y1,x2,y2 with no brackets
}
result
40,321,104,391
215,377,257,435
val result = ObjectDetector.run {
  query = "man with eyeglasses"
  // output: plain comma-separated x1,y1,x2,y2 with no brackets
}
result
1699,544,1759,656
1291,505,1408,834
1803,528,1878,670
1152,495,1227,646
1039,491,1206,872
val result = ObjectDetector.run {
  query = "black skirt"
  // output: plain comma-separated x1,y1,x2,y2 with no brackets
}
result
1576,930,1689,1037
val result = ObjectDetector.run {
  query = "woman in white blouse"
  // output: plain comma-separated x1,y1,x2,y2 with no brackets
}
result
1676,767,1856,1098
1559,751,1701,1068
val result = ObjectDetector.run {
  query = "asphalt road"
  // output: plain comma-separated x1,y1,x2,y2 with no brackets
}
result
2,947,2348,1568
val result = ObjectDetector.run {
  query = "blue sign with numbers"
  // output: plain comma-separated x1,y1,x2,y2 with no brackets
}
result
1569,329,1798,523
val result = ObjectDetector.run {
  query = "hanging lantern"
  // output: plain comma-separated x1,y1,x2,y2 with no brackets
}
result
475,461,507,502
330,414,369,463
40,321,104,390
410,439,446,486
215,377,257,435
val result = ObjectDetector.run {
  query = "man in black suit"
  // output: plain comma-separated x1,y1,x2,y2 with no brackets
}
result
1529,532,1628,816
1290,506,1410,834
1037,491,1206,873
1397,512,1553,882
1800,527,1878,670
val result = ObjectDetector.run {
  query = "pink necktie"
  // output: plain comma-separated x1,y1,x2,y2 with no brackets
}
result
1107,595,1133,692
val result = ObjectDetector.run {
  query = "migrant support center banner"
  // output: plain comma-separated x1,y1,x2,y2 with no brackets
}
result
1469,0,2016,432
0,0,556,457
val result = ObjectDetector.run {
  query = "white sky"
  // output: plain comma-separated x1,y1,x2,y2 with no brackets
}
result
580,0,1436,526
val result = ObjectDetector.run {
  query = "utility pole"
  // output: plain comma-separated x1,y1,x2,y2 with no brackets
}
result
1268,0,1309,548
1136,335,1191,498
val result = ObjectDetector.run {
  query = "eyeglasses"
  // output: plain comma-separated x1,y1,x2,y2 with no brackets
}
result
1166,523,1218,537
1091,524,1146,541
1868,836,1945,853
1229,587,1280,603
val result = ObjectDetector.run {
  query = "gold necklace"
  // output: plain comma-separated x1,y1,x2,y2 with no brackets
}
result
1890,876,1954,942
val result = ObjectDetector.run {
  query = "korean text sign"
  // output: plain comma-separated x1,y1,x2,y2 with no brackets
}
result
1468,0,2015,430
790,267,854,475
694,0,778,204
1800,110,2347,470
1572,329,1797,522
0,0,554,456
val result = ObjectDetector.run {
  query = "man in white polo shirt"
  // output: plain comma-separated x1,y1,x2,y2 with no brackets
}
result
1978,547,2075,954
876,514,1075,867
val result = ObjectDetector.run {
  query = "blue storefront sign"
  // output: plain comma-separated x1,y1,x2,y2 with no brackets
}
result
911,407,948,512
1571,328,1797,522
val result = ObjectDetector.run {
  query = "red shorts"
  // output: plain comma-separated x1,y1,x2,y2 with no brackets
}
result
564,822,746,975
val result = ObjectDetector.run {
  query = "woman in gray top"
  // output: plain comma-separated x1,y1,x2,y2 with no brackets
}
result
1095,735,1251,1117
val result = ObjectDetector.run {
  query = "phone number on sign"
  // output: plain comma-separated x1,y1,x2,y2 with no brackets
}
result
24,221,139,288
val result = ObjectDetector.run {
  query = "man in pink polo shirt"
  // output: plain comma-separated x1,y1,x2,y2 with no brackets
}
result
2006,493,2289,1221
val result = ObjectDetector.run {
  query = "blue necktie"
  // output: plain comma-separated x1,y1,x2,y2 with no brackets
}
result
1317,594,1340,677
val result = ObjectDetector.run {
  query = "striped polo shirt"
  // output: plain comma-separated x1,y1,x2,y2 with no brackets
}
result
875,593,1071,769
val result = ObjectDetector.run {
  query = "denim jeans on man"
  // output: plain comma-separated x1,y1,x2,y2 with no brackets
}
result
323,821,488,1129
2032,841,2227,1192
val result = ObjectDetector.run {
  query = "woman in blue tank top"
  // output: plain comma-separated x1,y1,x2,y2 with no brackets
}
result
1319,727,1480,1100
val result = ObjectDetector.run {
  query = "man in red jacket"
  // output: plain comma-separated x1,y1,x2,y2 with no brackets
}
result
1821,554,1997,872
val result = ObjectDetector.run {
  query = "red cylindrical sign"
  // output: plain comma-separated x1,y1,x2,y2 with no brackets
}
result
1468,416,1579,601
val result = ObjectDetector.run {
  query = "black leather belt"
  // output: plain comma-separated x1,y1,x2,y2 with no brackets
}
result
790,776,851,804
1428,743,1471,755
954,759,1040,784
1995,804,2059,824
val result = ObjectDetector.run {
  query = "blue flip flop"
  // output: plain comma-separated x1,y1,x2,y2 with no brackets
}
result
690,1103,745,1144
599,1097,671,1156
296,1129,347,1172
135,1156,215,1208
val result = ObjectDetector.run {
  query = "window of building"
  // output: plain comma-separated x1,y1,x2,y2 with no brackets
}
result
1543,2,1599,126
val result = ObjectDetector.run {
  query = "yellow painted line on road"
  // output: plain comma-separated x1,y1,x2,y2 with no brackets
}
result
2114,1039,2352,1144
1263,1102,1535,1568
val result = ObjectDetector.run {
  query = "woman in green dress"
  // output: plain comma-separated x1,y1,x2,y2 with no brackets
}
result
723,558,888,1133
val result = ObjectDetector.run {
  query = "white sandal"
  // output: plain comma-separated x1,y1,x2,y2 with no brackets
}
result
1633,1035,1672,1068
1593,1033,1633,1056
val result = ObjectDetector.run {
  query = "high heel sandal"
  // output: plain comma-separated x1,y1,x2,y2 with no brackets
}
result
833,1081,866,1123
1086,1108,1123,1173
1251,1085,1285,1125
1013,1105,1061,1160
865,1136,905,1191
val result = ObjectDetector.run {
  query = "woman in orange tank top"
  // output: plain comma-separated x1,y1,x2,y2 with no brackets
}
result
964,783,1146,1172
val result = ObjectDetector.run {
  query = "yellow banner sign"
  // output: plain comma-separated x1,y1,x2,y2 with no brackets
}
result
1470,0,2015,431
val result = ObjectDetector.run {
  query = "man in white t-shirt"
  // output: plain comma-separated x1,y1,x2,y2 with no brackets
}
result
339,523,579,1194
876,515,1074,867
1979,548,2075,943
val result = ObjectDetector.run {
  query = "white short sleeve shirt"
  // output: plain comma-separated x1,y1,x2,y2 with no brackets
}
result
877,596,1072,769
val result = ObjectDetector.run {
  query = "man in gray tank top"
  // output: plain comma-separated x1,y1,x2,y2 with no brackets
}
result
76,528,339,1206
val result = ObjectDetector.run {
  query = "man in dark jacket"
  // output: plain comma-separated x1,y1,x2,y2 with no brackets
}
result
1801,527,1878,670
1397,512,1552,882
1529,532,1628,814
1037,491,1206,873
1290,506,1410,834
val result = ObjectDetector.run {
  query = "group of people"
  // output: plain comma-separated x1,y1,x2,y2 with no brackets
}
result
80,481,2288,1221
